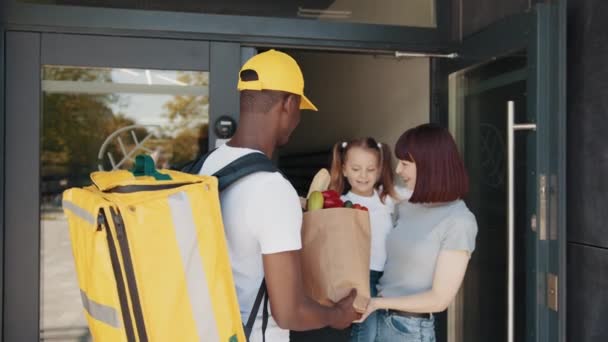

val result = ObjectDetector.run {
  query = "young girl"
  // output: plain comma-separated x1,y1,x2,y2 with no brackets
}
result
329,137,407,342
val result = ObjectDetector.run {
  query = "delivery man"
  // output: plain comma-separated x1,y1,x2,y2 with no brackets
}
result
199,49,360,341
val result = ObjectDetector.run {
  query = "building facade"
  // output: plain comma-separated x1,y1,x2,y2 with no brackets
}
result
0,0,589,341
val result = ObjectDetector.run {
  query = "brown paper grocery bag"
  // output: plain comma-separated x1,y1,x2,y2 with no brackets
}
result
301,207,371,313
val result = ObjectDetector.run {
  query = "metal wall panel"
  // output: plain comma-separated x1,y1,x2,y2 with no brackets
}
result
0,27,5,342
566,0,608,249
567,243,608,341
451,0,534,40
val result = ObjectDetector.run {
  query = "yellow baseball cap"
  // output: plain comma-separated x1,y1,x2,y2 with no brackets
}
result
237,49,318,111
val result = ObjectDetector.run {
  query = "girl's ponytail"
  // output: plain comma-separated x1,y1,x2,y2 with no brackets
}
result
329,141,346,195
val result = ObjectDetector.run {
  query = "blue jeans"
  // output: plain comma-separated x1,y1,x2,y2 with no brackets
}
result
349,270,383,342
375,310,435,342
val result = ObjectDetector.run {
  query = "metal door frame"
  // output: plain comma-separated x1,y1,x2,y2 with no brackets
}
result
433,3,566,342
2,0,452,53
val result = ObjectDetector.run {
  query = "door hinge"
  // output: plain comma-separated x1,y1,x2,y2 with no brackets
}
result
547,273,558,312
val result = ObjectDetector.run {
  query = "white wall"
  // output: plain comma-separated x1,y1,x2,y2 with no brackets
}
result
281,51,430,157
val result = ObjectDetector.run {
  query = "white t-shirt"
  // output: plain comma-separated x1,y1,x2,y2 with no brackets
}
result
199,144,302,342
341,187,411,271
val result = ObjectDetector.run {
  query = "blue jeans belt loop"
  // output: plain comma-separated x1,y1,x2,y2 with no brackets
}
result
386,309,432,319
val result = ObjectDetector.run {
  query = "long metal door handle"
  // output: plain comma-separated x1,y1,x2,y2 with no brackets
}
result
507,101,536,342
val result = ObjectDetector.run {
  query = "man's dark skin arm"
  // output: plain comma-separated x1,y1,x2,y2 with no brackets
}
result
263,250,361,331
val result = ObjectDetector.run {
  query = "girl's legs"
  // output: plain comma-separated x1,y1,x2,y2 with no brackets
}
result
350,271,383,342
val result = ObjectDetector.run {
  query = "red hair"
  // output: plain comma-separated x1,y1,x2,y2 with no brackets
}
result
395,124,468,203
329,137,397,203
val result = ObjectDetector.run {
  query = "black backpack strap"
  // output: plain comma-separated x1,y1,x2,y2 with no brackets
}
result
244,280,268,341
262,285,269,342
183,150,278,191
212,153,278,191
180,148,217,174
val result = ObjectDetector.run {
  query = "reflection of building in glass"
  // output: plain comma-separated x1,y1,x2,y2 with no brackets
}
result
479,123,506,188
41,66,210,199
39,65,211,341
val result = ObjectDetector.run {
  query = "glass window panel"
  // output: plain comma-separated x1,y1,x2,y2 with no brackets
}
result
20,0,437,27
39,65,209,341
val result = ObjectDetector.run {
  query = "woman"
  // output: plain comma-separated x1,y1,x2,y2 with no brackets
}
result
357,123,478,341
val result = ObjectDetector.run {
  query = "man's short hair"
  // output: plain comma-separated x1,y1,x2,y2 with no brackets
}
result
239,69,290,113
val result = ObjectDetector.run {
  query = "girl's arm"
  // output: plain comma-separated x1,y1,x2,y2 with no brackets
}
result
357,250,470,321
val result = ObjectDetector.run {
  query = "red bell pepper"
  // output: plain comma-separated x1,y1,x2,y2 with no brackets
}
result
323,196,344,208
322,190,341,200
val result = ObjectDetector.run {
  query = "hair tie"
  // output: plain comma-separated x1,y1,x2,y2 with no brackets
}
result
377,142,382,149
341,141,348,149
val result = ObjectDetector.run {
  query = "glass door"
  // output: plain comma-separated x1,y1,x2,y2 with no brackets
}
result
4,32,243,341
446,3,565,342
40,65,210,342
450,52,530,342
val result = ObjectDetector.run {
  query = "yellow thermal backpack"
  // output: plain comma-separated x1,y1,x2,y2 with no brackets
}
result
62,154,276,342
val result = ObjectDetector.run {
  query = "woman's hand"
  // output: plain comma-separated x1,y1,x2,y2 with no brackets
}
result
354,298,379,323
